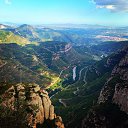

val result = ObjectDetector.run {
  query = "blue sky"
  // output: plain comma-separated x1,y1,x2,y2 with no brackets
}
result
0,0,127,26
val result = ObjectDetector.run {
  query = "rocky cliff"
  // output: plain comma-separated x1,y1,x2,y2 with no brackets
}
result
98,47,128,108
82,47,128,128
0,83,64,128
112,50,128,114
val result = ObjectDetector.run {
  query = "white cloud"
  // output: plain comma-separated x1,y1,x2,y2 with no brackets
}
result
93,0,128,12
5,0,11,5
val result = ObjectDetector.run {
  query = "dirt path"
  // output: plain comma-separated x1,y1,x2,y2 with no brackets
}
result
59,99,67,107
79,67,86,80
73,87,79,95
83,68,88,86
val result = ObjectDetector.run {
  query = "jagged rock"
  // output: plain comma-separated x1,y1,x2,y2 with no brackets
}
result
55,116,65,128
43,96,51,119
0,83,64,128
36,105,44,124
49,105,54,120
33,85,40,92
113,84,128,114
82,47,128,128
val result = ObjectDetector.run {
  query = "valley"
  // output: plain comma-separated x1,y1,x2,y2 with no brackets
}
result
1,0,128,127
0,23,128,128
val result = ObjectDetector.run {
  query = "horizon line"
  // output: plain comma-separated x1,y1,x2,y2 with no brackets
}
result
0,22,127,27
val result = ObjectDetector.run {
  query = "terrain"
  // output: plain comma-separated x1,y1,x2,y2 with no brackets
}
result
51,43,128,128
0,23,128,128
82,46,128,128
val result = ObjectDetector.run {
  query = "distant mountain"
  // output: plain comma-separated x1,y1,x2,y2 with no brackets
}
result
5,24,71,42
0,22,19,27
2,23,128,45
15,24,40,41
34,24,108,29
0,24,10,29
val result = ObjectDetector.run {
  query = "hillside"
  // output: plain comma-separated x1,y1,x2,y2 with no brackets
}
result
0,43,59,88
0,40,93,128
29,41,92,71
2,23,128,46
51,45,128,128
0,30,31,45
6,24,70,42
0,40,92,90
0,24,128,128
82,46,128,128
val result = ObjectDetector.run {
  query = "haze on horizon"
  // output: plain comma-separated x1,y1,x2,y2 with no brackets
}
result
0,0,128,26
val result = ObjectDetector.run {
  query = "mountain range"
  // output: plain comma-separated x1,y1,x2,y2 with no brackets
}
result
0,23,128,128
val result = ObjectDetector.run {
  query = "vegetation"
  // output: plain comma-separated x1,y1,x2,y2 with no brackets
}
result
0,26,128,128
0,30,32,45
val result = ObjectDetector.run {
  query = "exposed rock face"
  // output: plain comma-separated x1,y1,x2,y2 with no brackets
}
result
112,51,128,114
98,47,128,111
98,47,128,102
113,84,128,114
1,83,64,128
82,47,128,128
55,116,65,128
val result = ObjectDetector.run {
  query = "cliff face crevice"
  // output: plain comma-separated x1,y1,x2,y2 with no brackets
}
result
0,83,64,128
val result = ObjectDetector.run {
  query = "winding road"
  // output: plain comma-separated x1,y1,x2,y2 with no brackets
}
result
0,62,7,68
73,66,88,95
59,99,67,107
73,87,79,95
83,68,88,86
50,65,89,106
78,67,86,80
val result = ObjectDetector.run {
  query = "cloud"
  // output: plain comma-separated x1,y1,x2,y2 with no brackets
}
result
5,0,11,5
93,0,128,12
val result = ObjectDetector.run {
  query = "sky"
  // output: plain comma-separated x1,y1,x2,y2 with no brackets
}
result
0,0,128,26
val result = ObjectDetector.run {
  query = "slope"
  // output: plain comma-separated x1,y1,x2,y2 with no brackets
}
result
0,30,32,45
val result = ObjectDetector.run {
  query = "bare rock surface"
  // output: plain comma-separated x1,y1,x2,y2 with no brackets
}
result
1,83,64,128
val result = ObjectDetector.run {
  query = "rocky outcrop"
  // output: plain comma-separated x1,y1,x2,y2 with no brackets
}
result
113,84,128,114
112,51,128,114
82,47,128,128
1,83,64,128
98,48,128,108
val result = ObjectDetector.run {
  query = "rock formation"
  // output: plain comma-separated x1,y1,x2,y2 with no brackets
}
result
0,83,64,128
98,47,128,110
82,47,128,128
